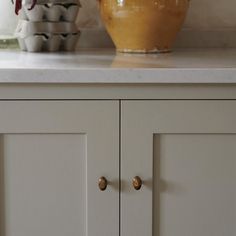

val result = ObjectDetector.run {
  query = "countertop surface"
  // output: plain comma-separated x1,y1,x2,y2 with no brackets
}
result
0,48,236,83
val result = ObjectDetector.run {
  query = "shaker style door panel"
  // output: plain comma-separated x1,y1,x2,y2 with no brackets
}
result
0,101,119,236
121,101,236,236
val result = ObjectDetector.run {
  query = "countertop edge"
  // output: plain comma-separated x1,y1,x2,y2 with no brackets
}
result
0,68,235,83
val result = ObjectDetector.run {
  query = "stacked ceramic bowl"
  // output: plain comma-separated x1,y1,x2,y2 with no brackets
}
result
15,0,81,52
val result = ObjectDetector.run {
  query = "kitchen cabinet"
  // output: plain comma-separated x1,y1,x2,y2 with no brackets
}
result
0,49,236,236
0,101,119,236
1,100,235,236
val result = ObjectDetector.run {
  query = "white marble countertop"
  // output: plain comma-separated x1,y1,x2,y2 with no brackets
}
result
0,48,236,83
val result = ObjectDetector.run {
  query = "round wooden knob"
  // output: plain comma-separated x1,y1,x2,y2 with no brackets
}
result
98,176,108,191
132,176,142,190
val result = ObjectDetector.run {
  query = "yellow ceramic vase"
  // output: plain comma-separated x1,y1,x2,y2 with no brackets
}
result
98,0,189,53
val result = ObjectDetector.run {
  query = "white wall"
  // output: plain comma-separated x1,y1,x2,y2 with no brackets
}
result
185,0,236,29
77,0,236,30
77,0,102,28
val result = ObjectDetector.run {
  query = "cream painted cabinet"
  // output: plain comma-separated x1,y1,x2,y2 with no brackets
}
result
121,101,236,236
0,101,119,236
0,99,235,236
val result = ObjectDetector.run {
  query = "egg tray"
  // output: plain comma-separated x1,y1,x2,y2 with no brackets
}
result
17,32,80,52
15,20,79,52
19,2,81,22
16,20,78,36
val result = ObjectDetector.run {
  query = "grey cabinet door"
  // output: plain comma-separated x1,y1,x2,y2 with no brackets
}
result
121,100,236,236
0,101,119,236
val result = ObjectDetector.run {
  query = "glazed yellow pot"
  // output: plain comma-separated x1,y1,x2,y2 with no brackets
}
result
98,0,189,53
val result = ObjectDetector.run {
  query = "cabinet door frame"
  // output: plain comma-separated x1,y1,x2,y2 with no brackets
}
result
0,100,119,236
121,100,236,236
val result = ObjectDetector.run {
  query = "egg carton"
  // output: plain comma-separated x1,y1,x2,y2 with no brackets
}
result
19,2,81,22
17,32,80,52
15,20,80,52
15,20,78,36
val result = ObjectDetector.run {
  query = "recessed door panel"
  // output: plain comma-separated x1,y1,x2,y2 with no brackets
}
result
2,134,86,236
153,134,236,236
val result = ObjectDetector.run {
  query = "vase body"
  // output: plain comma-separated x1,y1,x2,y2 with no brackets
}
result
99,0,189,53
